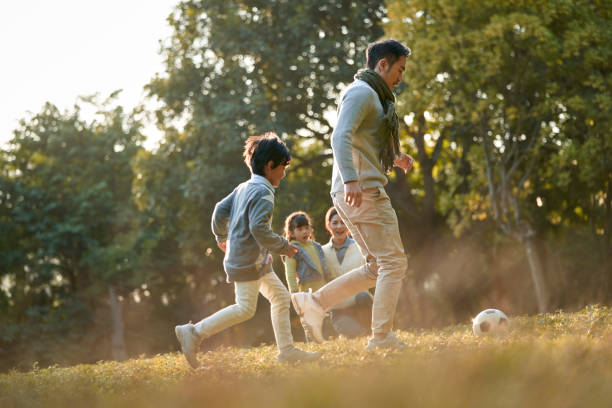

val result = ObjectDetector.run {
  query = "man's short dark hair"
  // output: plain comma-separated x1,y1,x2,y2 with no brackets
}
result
366,39,411,70
243,132,291,176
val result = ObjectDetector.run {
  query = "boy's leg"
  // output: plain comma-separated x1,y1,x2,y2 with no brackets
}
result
175,280,259,368
193,280,260,338
257,272,293,351
259,272,321,363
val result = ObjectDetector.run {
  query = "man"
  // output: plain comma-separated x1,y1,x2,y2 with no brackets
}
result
291,39,414,350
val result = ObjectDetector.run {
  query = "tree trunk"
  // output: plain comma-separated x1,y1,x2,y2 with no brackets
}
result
522,237,548,313
108,285,128,361
413,113,436,225
421,158,436,225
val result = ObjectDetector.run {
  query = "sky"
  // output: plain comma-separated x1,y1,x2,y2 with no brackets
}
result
0,0,179,150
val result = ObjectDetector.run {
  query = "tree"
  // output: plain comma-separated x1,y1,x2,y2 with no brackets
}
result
139,0,388,335
386,0,612,312
149,0,385,143
0,96,144,367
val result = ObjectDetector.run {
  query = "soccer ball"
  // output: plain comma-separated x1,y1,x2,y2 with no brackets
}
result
472,309,510,337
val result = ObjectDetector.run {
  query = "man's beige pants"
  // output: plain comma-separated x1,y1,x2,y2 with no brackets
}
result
314,187,408,335
194,271,293,351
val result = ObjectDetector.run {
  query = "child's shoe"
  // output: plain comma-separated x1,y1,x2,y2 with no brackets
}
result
277,346,321,363
175,323,201,368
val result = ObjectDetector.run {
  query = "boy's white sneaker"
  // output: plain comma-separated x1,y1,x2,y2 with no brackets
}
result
277,346,321,363
175,323,201,368
291,289,325,343
365,331,406,351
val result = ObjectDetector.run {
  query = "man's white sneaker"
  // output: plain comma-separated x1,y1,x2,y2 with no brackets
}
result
365,331,406,351
175,323,201,368
291,289,326,343
277,346,322,363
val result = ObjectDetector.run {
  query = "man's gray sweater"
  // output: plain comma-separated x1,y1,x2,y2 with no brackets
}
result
331,79,388,194
212,174,290,282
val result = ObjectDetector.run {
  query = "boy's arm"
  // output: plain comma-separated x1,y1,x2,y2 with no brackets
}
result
211,189,236,243
248,190,290,254
331,86,376,184
284,257,299,293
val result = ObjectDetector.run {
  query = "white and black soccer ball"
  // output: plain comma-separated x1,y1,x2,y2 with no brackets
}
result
472,309,510,337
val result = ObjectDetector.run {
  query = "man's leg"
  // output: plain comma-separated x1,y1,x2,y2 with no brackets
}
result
291,189,384,343
310,195,378,311
311,264,377,311
292,260,375,343
334,188,408,336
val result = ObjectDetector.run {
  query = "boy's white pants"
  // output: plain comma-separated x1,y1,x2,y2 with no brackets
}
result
194,271,293,351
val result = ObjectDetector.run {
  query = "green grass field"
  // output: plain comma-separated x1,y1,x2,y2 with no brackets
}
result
3,305,612,407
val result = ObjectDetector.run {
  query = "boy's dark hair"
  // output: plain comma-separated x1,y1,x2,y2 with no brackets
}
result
284,211,313,241
365,39,411,70
243,132,291,176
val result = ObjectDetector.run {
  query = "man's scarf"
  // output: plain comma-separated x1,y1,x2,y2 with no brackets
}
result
354,69,400,173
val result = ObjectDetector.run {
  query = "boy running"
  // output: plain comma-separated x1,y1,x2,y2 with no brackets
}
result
175,133,321,368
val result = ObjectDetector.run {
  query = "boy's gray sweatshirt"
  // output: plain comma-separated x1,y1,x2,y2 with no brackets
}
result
331,79,388,194
212,174,290,282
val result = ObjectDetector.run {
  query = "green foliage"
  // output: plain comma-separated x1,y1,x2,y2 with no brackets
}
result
386,0,612,309
0,97,144,370
149,0,384,139
3,306,612,407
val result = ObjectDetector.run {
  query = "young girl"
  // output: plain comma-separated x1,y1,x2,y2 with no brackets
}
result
283,211,331,294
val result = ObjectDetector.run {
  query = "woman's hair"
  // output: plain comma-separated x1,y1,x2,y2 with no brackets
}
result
325,206,339,234
243,132,291,176
284,211,313,241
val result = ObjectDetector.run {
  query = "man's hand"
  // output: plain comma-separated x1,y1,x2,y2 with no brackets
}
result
344,181,362,208
217,241,227,253
394,152,414,174
283,244,299,258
